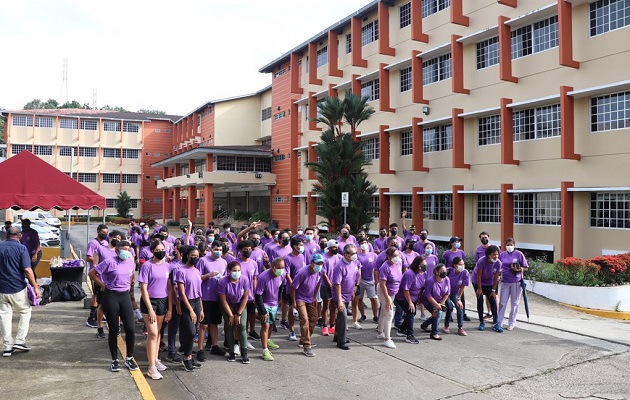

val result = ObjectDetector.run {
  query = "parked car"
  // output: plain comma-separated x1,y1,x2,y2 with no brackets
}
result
19,224,60,247
20,211,62,228
14,221,60,238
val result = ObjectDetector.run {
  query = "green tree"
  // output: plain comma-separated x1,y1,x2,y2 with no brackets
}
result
0,118,5,144
23,98,59,109
60,100,83,109
115,191,132,217
100,105,128,112
306,93,378,231
137,108,167,115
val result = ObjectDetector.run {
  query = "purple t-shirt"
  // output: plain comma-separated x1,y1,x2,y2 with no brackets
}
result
87,238,108,269
400,251,420,270
175,266,203,300
447,268,470,295
94,245,117,263
218,275,250,304
138,260,171,298
413,240,437,256
423,275,451,305
250,248,266,273
196,255,227,301
378,260,403,298
139,247,153,262
499,250,528,283
321,252,341,288
169,259,183,301
255,268,284,307
331,258,360,303
94,257,135,292
357,251,377,282
284,252,306,280
260,236,273,249
219,231,238,253
19,227,39,255
403,230,421,242
303,241,320,265
373,237,388,253
424,254,440,277
442,249,466,269
291,266,322,303
475,245,487,262
395,269,426,302
473,256,501,286
268,244,292,261
237,258,259,301
222,254,235,264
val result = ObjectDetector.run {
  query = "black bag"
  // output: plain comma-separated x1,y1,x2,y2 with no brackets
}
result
66,281,86,301
39,284,52,305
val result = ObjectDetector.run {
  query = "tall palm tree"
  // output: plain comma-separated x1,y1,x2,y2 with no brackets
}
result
315,97,344,136
343,93,375,136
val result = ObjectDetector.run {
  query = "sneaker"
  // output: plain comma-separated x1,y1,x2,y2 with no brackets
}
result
336,344,350,350
3,349,13,357
261,349,274,361
383,339,397,349
463,314,471,322
478,323,486,331
193,333,198,343
360,315,367,322
124,357,139,371
246,342,255,351
316,317,323,327
288,331,297,341
352,322,363,330
405,335,419,344
227,353,236,362
267,340,280,350
376,331,385,340
86,317,98,328
210,345,226,356
298,343,317,348
430,334,442,341
443,327,450,334
233,344,241,356
248,331,261,341
493,324,504,333
182,359,194,371
13,343,31,352
241,354,250,364
329,326,336,335
167,352,182,362
292,308,299,318
506,325,514,331
395,327,406,337
303,347,315,357
155,359,167,371
196,349,206,362
147,366,163,380
372,316,379,323
419,315,427,322
458,328,468,336
322,327,329,336
279,319,290,330
191,358,202,368
111,359,121,372
272,322,278,332
96,328,106,339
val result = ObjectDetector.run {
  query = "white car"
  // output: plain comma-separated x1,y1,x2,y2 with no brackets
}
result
19,224,61,247
14,221,60,238
21,211,62,228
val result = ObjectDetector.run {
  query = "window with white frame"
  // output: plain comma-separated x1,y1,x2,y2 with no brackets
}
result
477,194,501,223
361,79,380,102
346,34,352,54
511,15,558,59
590,91,630,132
123,122,139,133
362,137,380,160
105,199,116,208
591,192,630,228
80,120,97,130
478,115,501,146
123,149,139,159
590,0,630,36
59,147,77,157
78,173,97,183
261,107,272,121
103,121,121,132
60,119,78,129
274,68,286,78
400,2,411,28
180,164,189,176
423,194,452,221
236,157,255,171
423,124,453,153
103,148,121,158
422,0,450,18
400,195,413,219
514,192,561,225
273,196,286,203
400,130,413,156
79,147,97,157
274,111,286,120
131,199,139,208
476,36,499,69
315,198,324,215
12,116,32,127
102,173,120,184
122,174,138,184
371,196,380,218
33,145,52,156
11,144,28,154
422,53,451,85
35,117,53,128
400,67,412,92
361,20,379,46
513,104,561,141
316,46,328,68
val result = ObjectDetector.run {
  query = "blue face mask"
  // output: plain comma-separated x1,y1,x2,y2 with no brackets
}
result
313,263,323,273
118,250,132,260
305,234,313,242
231,271,241,280
212,250,222,259
425,247,433,255
298,246,305,254
207,236,214,243
455,242,461,249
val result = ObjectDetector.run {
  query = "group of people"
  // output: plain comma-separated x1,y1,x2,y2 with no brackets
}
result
81,214,529,380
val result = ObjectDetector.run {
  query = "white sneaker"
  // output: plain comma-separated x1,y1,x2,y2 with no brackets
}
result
352,322,363,330
155,359,167,372
419,315,427,322
288,332,298,341
246,342,255,351
234,344,241,356
376,331,385,339
147,366,163,380
383,339,397,349
292,308,299,318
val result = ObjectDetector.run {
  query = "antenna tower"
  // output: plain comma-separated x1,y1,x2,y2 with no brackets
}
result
60,58,69,104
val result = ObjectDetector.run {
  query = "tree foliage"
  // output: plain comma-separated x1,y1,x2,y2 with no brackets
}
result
0,118,4,144
137,108,166,115
100,105,128,112
116,191,132,217
23,98,92,110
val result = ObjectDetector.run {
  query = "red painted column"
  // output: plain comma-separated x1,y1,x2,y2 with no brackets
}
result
500,184,514,245
452,185,465,245
560,181,574,258
291,102,301,137
411,0,429,42
412,186,424,225
172,187,181,222
560,86,581,160
308,43,322,85
558,0,580,68
204,184,214,226
451,0,470,26
379,125,393,174
188,186,197,222
452,108,470,169
379,63,395,112
500,98,519,165
307,192,316,228
451,35,470,94
308,142,316,180
378,1,396,56
412,51,429,104
328,83,338,98
498,0,517,7
290,53,303,94
379,188,390,229
499,16,518,83
328,30,343,77
351,74,361,96
412,117,429,172
351,17,368,67
308,92,321,131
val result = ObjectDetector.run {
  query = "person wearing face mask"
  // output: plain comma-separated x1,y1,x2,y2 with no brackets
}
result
394,256,426,344
236,240,260,347
388,223,405,250
376,247,403,349
281,237,306,341
330,244,360,350
291,253,324,357
217,239,235,263
353,237,379,325
88,241,139,373
194,241,228,360
267,231,292,262
416,242,439,322
319,240,339,336
472,245,501,331
496,238,528,332
138,240,172,380
175,246,204,371
220,222,238,254
373,226,389,254
442,236,466,269
263,229,280,255
218,261,250,364
355,230,374,252
166,244,184,363
255,258,285,361
413,228,437,255
86,224,110,329
302,227,319,263
375,237,401,271
245,230,268,273
445,257,469,336
158,227,176,245
420,264,450,340
475,232,493,322
400,210,421,242
260,227,274,249
92,230,124,338
180,220,194,246
394,239,419,333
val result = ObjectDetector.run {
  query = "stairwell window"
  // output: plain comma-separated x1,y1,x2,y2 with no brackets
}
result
361,79,380,102
362,20,379,46
423,53,451,85
400,2,411,28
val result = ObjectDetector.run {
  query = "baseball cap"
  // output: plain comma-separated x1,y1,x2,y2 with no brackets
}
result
311,253,325,264
327,239,338,248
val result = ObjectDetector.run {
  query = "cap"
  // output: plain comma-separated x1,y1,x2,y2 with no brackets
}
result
409,224,416,229
311,253,325,264
327,239,338,248
449,236,461,244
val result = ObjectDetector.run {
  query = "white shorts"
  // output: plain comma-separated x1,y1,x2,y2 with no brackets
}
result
357,280,377,299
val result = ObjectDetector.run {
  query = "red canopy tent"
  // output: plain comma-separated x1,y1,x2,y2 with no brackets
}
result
0,150,106,211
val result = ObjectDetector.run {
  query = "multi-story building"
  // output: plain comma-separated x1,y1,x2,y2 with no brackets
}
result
259,0,630,260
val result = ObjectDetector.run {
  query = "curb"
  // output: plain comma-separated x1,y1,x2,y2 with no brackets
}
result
560,303,630,321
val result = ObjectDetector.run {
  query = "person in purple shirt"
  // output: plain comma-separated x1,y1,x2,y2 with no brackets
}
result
291,253,324,357
243,230,268,273
388,223,405,250
413,228,437,256
496,238,529,332
353,237,378,325
445,256,470,336
166,244,184,363
401,210,421,242
260,227,274,249
175,246,204,371
218,261,250,364
418,242,440,322
281,237,306,341
320,240,338,336
92,230,124,337
138,240,172,380
376,247,403,349
220,222,238,254
393,256,426,344
419,263,450,340
18,219,41,278
373,226,388,254
475,231,493,322
236,240,260,345
473,245,501,331
442,236,466,269
394,239,419,330
336,226,356,248
271,231,293,330
302,227,320,264
88,240,139,373
157,227,177,245
331,244,360,350
254,258,285,361
355,230,374,252
86,224,110,329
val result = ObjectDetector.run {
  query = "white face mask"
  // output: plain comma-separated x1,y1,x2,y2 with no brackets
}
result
350,254,358,262
391,256,401,265
506,245,515,253
457,264,465,272
360,243,369,251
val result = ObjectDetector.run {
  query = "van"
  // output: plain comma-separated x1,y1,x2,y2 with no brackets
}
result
21,211,62,228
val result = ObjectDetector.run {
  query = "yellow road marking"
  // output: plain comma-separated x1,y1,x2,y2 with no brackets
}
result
117,335,157,400
561,303,630,320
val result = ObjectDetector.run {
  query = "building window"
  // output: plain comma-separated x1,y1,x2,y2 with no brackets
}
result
122,174,138,184
194,159,206,173
35,117,53,128
103,148,121,158
236,157,255,171
371,196,380,218
513,104,561,141
79,147,97,157
423,124,453,153
105,199,116,208
423,194,452,221
400,195,412,219
361,79,380,102
422,0,450,18
131,199,139,208
273,196,286,203
400,130,413,156
274,68,286,78
316,198,324,215
591,192,630,228
60,119,78,129
103,121,121,132
590,91,630,132
12,116,32,127
78,173,97,183
123,149,139,159
346,33,352,54
361,20,379,46
400,2,411,28
59,147,77,157
33,145,52,156
477,194,501,223
102,174,120,184
400,67,412,92
590,0,630,36
476,36,499,69
80,120,97,130
261,107,272,121
316,46,328,67
11,144,28,154
478,115,501,146
514,192,561,225
123,122,139,133
274,111,286,120
422,53,452,85
362,137,380,160
512,15,558,59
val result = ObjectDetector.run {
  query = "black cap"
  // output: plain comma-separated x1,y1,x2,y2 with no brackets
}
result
449,236,461,244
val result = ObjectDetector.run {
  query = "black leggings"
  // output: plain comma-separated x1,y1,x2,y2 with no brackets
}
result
179,298,201,356
472,284,497,324
101,290,135,360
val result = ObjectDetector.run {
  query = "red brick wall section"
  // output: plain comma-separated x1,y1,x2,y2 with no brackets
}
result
143,120,176,219
500,98,519,165
411,0,429,42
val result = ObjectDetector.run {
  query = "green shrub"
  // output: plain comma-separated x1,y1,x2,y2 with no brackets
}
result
233,211,252,221
250,211,271,223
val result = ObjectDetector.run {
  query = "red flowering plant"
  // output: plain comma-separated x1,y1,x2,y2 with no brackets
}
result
590,254,630,285
553,257,601,286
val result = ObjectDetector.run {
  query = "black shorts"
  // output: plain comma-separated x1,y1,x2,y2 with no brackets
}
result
320,285,332,301
201,300,222,325
280,285,293,306
246,301,256,315
92,281,104,304
140,297,168,316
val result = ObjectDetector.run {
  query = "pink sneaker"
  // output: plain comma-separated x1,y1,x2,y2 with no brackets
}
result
322,327,329,336
329,326,336,335
458,328,467,336
442,327,450,334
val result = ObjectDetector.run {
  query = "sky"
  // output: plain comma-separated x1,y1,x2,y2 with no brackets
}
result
0,0,371,116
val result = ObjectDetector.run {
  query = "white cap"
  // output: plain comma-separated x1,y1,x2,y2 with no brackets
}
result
327,239,338,248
